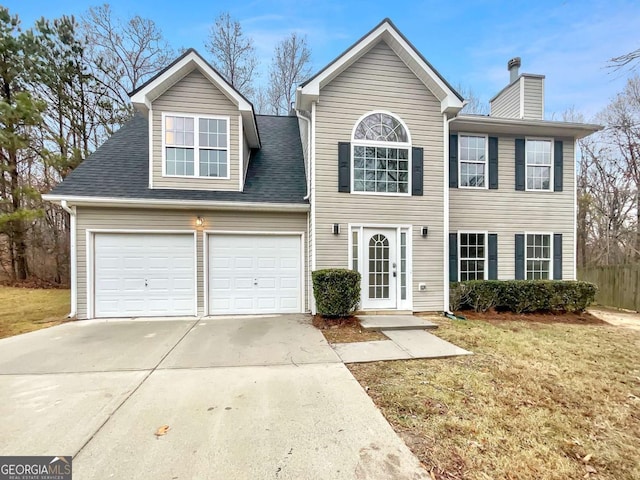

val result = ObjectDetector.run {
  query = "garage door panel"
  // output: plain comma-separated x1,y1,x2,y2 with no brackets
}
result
209,234,301,315
94,233,195,318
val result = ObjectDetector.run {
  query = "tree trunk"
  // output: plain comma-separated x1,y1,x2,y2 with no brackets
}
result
9,152,28,281
636,191,640,262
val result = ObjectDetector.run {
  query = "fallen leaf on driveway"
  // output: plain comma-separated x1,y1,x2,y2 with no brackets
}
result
585,465,597,474
582,453,593,463
155,425,170,437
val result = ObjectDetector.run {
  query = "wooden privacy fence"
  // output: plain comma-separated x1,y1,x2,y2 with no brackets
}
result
578,265,640,311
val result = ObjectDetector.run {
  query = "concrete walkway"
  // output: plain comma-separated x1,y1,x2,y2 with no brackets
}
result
332,314,471,363
0,315,429,479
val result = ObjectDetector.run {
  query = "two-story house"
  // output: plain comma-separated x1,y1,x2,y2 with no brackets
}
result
44,19,600,319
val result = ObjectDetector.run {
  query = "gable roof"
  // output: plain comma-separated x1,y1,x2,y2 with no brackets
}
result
130,49,260,148
45,114,307,206
297,18,464,115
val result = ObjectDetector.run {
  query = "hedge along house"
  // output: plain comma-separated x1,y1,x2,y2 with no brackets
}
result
44,19,601,319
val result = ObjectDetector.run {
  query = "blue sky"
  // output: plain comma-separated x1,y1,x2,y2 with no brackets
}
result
6,0,640,119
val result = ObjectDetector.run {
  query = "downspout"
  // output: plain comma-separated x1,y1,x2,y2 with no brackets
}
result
296,110,312,200
60,200,77,318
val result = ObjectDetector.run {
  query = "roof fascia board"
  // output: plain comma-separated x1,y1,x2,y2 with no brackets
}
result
451,115,602,139
43,194,309,212
131,52,252,111
298,20,463,114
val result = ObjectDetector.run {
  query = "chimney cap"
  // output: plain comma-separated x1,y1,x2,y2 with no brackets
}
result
508,57,521,70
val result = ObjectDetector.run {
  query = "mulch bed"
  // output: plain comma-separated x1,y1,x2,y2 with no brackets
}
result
457,309,607,325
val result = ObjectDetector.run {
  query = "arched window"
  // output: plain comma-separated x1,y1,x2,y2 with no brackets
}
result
352,112,411,194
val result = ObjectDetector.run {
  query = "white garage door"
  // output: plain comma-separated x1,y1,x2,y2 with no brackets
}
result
208,234,301,314
94,233,196,318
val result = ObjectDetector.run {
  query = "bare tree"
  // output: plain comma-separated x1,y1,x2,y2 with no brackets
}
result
609,48,640,72
205,12,257,98
267,33,311,115
599,76,640,261
456,84,489,115
81,4,174,135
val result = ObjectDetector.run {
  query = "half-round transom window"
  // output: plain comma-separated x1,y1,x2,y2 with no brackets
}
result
352,112,411,194
354,112,409,143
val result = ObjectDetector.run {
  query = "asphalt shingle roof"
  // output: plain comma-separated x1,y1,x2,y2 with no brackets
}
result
51,114,308,204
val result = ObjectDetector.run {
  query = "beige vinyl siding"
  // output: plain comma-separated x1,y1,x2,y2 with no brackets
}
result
76,207,308,319
490,79,521,118
523,76,544,120
314,40,445,311
152,70,240,191
449,136,575,279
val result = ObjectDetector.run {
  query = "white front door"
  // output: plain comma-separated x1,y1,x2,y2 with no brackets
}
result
93,233,196,318
208,234,302,315
362,228,397,309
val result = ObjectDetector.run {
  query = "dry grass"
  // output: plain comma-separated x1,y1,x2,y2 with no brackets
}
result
349,317,640,480
0,287,71,339
312,315,387,343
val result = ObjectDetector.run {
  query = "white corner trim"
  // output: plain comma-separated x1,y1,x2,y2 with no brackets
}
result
573,138,577,280
444,114,453,312
60,201,77,318
148,107,154,189
519,76,525,119
238,114,244,191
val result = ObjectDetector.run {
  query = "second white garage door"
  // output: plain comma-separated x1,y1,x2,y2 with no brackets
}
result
208,234,302,315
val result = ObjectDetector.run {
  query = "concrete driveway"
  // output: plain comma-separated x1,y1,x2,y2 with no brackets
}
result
0,315,429,479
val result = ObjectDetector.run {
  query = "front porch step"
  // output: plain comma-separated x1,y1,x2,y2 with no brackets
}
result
354,310,414,316
357,315,439,331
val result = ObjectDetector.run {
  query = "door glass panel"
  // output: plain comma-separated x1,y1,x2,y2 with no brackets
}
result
368,234,390,299
352,230,359,271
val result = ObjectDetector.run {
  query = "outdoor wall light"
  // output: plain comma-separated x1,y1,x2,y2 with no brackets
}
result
195,216,205,228
332,223,341,235
422,226,429,237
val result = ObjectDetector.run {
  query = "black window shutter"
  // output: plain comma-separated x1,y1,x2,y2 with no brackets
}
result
449,134,458,188
515,138,525,191
488,233,498,279
449,233,458,282
488,137,499,189
338,142,351,193
554,140,563,192
553,234,563,279
412,147,424,196
515,233,525,279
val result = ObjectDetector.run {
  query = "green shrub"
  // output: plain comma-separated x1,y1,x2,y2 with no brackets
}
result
451,280,597,314
312,269,361,317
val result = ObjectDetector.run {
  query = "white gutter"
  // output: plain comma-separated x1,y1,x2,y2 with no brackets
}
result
296,110,312,200
43,195,310,212
60,200,77,318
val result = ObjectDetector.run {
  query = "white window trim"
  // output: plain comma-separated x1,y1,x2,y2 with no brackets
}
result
161,111,231,180
524,136,554,192
458,231,488,281
350,110,412,197
458,133,489,190
524,231,553,280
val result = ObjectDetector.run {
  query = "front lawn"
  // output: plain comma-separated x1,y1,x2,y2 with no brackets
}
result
349,317,640,480
0,287,71,339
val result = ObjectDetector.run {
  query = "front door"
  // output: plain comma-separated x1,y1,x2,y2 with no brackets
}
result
362,228,397,309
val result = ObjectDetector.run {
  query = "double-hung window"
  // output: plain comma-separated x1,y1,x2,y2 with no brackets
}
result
352,112,411,194
459,134,487,188
459,232,486,281
526,234,551,279
526,139,552,191
164,114,228,178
